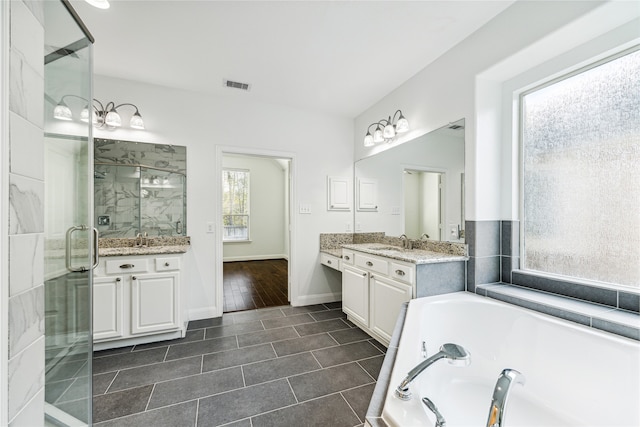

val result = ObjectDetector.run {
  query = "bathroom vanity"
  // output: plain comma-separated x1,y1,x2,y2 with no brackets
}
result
93,237,190,350
321,239,467,346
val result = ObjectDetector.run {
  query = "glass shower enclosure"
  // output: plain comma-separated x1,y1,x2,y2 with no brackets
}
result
44,1,94,425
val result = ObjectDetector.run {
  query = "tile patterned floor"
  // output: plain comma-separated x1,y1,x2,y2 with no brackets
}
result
91,303,386,426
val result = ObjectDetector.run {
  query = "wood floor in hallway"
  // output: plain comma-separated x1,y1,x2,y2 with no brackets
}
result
223,259,289,313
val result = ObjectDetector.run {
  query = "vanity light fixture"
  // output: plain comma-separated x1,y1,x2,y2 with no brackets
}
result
364,109,409,147
84,0,110,9
53,96,145,130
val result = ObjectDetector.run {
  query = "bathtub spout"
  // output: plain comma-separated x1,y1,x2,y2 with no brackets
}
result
395,343,471,401
422,397,446,427
486,369,526,427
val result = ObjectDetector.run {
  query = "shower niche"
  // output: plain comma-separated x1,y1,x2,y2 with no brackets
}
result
95,138,187,237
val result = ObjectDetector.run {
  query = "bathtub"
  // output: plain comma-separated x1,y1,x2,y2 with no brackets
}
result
381,292,640,427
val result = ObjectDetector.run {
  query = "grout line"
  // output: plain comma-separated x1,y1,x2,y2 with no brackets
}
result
104,370,119,394
194,399,200,427
240,365,247,388
200,355,204,374
340,391,364,424
286,377,299,404
356,360,378,383
144,382,156,411
162,345,170,362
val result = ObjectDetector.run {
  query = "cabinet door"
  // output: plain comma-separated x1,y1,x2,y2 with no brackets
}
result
93,276,124,341
131,272,180,335
342,266,369,326
370,275,412,342
327,176,351,211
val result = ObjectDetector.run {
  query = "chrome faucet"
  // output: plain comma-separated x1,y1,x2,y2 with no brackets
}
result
486,369,526,427
395,343,471,400
399,234,412,250
135,232,142,247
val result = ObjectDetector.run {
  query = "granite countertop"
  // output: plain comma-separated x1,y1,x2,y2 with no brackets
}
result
99,245,190,257
341,242,468,265
320,248,343,258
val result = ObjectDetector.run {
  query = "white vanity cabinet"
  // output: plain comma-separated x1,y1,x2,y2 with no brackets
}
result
93,254,186,350
342,250,414,345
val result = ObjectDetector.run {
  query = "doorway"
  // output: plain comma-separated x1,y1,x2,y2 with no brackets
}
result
216,149,294,314
403,168,445,240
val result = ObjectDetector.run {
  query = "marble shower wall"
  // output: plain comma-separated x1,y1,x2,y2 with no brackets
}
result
94,138,186,237
6,0,46,424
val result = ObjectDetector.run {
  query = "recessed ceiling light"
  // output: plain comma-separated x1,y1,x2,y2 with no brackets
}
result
85,0,110,9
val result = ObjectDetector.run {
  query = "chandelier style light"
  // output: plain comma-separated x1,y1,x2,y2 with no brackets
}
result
363,109,409,147
53,95,145,130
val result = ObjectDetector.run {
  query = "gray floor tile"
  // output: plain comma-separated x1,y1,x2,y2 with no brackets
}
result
294,319,351,336
251,393,359,427
323,301,343,310
46,378,74,403
108,356,202,392
94,400,197,427
148,367,244,410
312,341,382,368
272,333,337,357
57,375,90,403
342,318,357,328
94,346,134,358
329,327,372,344
187,316,233,330
93,372,117,395
243,352,321,386
310,309,347,321
358,355,385,380
342,383,376,422
262,313,315,329
369,339,387,353
236,326,299,347
133,329,205,351
92,385,154,423
205,321,264,339
230,308,285,324
288,362,373,402
202,343,276,372
196,379,296,427
220,419,252,427
165,335,238,360
93,348,167,375
280,304,328,316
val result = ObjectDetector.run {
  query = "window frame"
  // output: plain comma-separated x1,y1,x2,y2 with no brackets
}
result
517,45,640,291
222,168,251,243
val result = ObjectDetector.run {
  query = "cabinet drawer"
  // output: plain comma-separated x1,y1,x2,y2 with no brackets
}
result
106,258,149,275
320,253,341,271
355,253,388,275
341,250,354,266
390,262,414,284
156,257,181,272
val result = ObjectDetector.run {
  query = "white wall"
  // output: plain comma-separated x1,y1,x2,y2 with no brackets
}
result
354,1,634,221
93,75,354,319
222,154,287,261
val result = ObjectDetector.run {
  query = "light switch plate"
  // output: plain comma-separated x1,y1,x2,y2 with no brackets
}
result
299,204,312,214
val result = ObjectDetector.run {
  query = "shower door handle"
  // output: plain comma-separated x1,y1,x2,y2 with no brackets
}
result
66,225,89,272
92,227,100,270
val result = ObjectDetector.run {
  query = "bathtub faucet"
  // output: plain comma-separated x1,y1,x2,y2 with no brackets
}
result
395,343,471,401
486,369,526,427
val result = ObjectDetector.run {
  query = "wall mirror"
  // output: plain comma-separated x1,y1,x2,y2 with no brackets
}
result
94,138,187,237
354,119,465,242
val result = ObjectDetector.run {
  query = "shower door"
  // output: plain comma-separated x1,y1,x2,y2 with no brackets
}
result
43,1,94,425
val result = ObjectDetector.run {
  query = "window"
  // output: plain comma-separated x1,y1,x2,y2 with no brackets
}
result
521,48,640,289
222,169,250,241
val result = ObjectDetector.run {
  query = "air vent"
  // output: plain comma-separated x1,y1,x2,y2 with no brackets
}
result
223,79,251,91
448,124,464,130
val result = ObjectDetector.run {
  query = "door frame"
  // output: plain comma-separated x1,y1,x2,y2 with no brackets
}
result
214,146,296,315
401,164,447,241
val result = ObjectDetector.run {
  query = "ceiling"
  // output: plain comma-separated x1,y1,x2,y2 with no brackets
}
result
68,0,514,118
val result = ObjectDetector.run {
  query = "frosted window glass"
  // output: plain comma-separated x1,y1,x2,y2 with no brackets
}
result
522,49,640,288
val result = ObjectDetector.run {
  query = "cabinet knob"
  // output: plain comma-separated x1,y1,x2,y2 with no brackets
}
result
344,255,350,260
116,277,121,282
327,260,332,264
395,270,406,276
132,276,137,280
362,272,367,277
165,262,170,267
366,261,373,267
120,263,135,269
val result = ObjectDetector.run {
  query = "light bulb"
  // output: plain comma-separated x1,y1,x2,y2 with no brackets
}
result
396,115,409,133
53,102,73,121
130,111,145,129
373,126,384,143
364,132,374,147
383,123,396,139
105,109,121,127
80,106,90,122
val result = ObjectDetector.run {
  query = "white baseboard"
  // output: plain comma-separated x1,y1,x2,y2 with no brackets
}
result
223,254,288,262
292,292,342,307
188,306,220,321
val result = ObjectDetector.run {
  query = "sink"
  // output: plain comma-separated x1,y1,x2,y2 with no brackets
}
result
368,245,404,251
